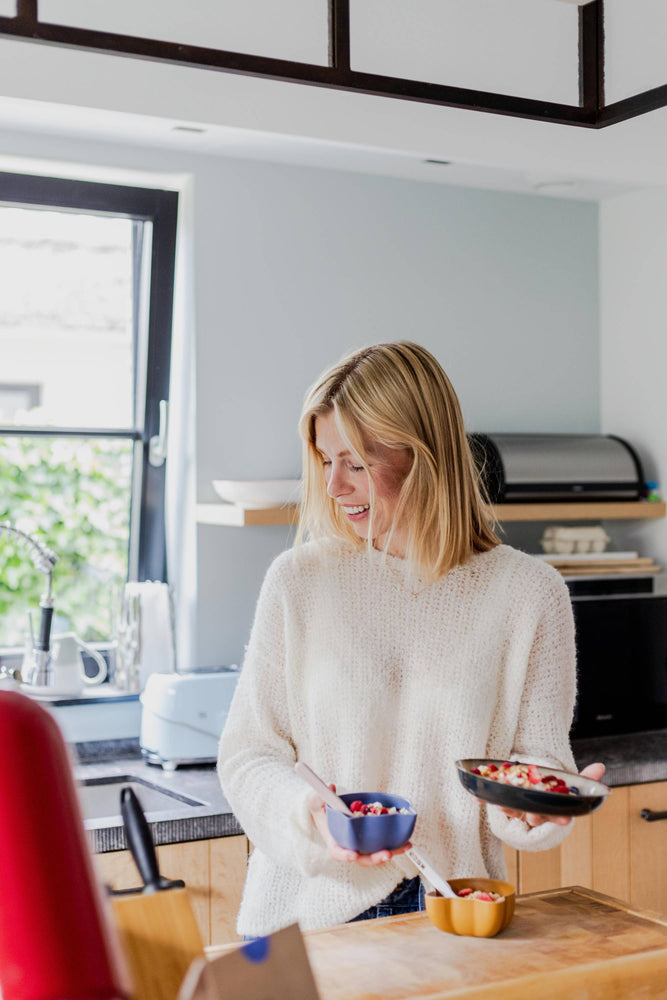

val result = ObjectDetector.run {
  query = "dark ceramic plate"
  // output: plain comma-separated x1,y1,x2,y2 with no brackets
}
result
456,758,610,817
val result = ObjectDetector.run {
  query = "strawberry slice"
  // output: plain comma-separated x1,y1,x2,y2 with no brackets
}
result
475,892,494,902
527,764,541,785
457,887,474,896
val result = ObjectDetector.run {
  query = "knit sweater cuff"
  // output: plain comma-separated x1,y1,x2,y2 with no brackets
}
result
291,783,340,878
488,806,574,853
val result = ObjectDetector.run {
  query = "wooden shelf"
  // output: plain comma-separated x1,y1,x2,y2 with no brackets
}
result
197,500,665,527
494,501,666,522
196,503,299,526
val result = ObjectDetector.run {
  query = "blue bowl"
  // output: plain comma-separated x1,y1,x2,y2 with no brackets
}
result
326,792,417,854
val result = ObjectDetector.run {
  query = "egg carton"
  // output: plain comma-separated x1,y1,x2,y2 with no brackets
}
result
540,525,611,555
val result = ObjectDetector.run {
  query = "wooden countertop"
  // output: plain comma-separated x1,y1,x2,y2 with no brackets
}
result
207,886,667,999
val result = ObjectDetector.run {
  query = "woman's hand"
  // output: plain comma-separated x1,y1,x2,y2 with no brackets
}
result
308,784,412,866
495,761,606,828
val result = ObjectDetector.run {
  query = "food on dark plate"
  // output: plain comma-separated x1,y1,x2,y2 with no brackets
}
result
456,758,610,817
469,761,580,795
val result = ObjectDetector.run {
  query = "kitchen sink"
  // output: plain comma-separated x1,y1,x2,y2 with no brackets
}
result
77,775,205,822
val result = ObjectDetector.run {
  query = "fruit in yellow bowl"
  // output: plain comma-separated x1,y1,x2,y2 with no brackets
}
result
424,877,515,937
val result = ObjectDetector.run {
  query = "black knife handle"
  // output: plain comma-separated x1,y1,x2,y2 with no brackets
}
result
120,786,184,891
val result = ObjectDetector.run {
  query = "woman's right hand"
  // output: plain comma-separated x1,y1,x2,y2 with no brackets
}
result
308,784,412,867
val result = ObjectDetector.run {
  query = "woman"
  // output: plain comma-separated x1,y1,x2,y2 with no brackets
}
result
218,341,603,937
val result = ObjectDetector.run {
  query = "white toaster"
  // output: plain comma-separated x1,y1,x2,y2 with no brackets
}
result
139,668,240,770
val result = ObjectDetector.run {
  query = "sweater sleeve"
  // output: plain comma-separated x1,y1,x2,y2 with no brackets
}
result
217,557,335,878
488,566,578,853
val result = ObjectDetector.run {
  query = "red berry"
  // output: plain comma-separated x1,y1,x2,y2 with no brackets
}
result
486,764,498,773
349,801,364,813
553,786,570,794
380,807,389,814
457,887,473,896
470,768,481,775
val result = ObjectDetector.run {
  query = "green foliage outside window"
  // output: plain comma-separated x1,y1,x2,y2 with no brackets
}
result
0,436,132,646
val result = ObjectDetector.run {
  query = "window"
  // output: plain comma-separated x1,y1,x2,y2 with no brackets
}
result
0,172,178,647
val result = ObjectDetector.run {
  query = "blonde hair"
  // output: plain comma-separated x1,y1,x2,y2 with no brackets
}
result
297,341,500,580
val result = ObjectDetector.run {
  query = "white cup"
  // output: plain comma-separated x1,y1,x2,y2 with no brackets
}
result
46,632,108,695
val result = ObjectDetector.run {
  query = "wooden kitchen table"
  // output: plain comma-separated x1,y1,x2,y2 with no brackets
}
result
216,886,667,999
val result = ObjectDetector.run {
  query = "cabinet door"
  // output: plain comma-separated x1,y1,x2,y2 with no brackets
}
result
514,793,620,896
516,839,564,895
591,784,630,901
629,780,667,916
93,840,211,945
210,834,249,944
507,782,666,914
157,841,211,945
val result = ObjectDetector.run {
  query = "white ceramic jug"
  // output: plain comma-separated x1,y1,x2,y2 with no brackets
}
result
48,632,108,694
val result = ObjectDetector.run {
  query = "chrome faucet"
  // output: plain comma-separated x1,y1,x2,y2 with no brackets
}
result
0,522,58,686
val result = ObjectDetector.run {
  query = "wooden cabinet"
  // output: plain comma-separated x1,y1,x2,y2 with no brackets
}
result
210,834,249,944
629,782,667,914
93,834,249,946
504,780,667,916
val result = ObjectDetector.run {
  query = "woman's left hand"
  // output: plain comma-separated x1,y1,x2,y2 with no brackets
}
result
495,761,606,828
308,784,412,866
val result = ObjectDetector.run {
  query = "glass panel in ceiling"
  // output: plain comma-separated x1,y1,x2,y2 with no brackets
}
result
39,0,329,65
604,0,667,105
350,0,579,106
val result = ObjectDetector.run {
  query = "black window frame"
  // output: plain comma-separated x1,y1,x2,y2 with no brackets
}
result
0,170,178,583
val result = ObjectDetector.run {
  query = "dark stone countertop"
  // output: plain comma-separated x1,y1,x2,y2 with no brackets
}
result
74,729,667,855
73,740,242,854
572,728,667,787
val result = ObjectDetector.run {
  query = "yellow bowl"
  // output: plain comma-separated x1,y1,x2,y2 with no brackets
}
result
424,877,516,937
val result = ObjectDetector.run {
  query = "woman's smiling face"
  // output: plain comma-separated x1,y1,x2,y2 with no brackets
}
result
314,410,412,557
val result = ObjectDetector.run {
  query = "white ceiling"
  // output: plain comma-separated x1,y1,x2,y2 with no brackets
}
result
0,88,655,203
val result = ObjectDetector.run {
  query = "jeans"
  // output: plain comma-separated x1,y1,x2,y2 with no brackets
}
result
241,876,425,940
348,876,425,922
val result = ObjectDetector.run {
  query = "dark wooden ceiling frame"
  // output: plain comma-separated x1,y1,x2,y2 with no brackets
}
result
0,0,664,129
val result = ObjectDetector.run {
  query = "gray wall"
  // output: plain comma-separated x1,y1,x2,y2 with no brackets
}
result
0,130,600,669
194,158,599,666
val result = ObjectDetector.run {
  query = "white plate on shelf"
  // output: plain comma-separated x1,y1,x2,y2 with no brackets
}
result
212,479,301,509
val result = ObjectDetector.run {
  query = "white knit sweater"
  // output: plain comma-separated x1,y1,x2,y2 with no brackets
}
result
218,540,577,936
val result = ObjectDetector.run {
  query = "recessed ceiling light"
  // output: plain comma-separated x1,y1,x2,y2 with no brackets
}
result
423,159,451,166
171,125,207,134
532,180,577,193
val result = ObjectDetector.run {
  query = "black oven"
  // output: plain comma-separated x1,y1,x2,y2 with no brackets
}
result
570,582,667,739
